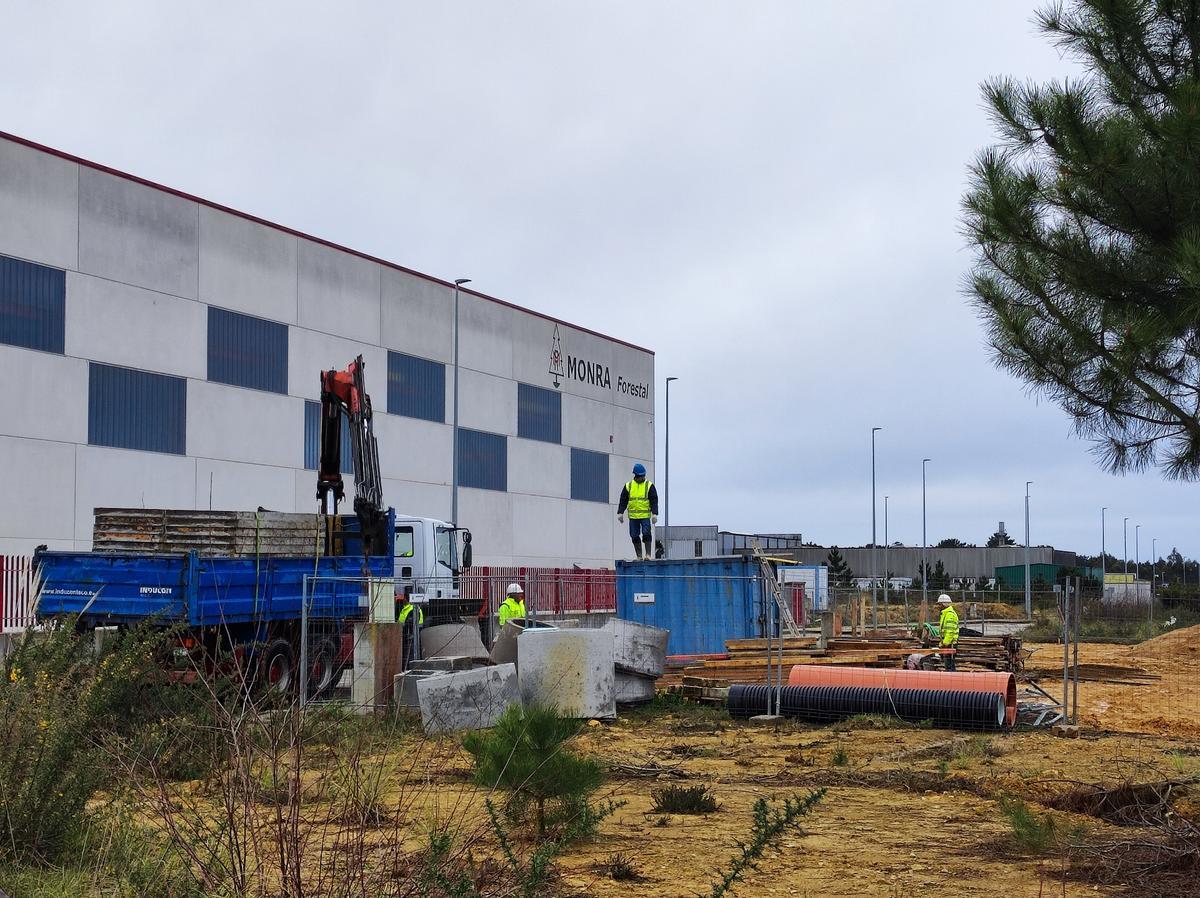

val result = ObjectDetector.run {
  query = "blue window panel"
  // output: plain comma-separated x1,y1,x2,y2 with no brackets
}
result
303,400,352,474
458,428,507,492
88,363,186,455
517,383,561,444
571,447,609,503
0,254,65,354
207,307,288,394
387,351,445,423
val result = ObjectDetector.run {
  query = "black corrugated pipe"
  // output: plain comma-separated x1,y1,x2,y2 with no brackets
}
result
727,684,1007,730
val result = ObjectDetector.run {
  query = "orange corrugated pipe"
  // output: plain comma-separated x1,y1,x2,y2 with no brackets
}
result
788,665,1017,727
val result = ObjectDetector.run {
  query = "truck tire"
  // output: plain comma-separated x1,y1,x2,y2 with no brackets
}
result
308,636,341,699
261,639,295,695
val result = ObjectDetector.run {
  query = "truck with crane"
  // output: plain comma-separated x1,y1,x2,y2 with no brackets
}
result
34,356,473,695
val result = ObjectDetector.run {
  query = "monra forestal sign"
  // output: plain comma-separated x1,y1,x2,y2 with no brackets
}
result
547,324,648,403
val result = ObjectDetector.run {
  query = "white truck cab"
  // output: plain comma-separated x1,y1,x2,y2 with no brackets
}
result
392,516,473,603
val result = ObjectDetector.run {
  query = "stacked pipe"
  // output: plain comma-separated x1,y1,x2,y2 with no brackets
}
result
727,684,1007,730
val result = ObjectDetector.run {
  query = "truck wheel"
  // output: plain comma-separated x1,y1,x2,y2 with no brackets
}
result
261,639,295,695
308,637,340,699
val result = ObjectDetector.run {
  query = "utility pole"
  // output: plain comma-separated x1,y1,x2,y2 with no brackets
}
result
883,495,890,617
871,427,881,630
1101,506,1107,581
450,277,471,526
1123,516,1129,603
1024,481,1032,619
922,458,930,610
665,376,678,558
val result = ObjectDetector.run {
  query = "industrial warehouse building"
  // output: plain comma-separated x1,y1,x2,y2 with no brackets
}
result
0,132,655,566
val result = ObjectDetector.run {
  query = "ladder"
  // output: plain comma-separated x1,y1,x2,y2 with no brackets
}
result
750,540,801,638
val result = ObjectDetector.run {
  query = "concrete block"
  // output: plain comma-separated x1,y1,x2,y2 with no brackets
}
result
409,656,475,673
517,628,616,719
420,622,490,662
351,622,402,713
603,619,669,678
489,619,558,665
418,663,520,734
393,670,444,709
614,670,657,705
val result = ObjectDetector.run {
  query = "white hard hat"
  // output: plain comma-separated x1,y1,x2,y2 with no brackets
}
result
506,582,524,595
937,593,953,604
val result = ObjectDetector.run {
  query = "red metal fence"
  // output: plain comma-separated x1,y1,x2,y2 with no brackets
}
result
462,566,617,619
1,555,37,632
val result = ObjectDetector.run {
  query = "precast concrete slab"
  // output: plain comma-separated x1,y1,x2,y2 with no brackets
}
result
393,670,445,709
517,628,616,719
615,670,657,705
603,618,668,678
417,663,520,734
421,622,490,662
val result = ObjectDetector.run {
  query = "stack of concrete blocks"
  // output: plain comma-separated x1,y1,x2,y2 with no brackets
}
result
516,628,617,719
489,618,558,665
393,656,475,710
603,619,669,705
416,663,520,735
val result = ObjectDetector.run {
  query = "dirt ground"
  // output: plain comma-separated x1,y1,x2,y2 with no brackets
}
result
383,638,1200,898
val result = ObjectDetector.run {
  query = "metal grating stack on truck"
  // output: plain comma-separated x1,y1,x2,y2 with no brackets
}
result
92,508,327,557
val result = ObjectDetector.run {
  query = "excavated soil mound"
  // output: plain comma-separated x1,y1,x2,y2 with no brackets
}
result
1128,624,1200,661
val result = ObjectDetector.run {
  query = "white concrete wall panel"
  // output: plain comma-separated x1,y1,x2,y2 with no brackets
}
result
0,346,87,443
458,368,516,436
187,381,303,468
384,479,450,522
562,393,614,454
511,494,566,559
458,488,513,559
74,446,196,542
0,436,75,540
373,413,451,484
508,309,556,388
458,294,512,378
610,342,655,413
611,405,654,461
78,168,198,299
287,327,387,401
610,455,654,500
0,138,78,270
565,501,614,563
552,326,615,403
507,439,570,499
199,207,298,323
65,273,207,379
195,459,296,514
380,268,453,363
297,241,380,344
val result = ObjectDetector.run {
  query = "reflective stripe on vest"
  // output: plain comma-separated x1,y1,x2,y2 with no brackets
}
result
939,606,959,646
626,479,652,518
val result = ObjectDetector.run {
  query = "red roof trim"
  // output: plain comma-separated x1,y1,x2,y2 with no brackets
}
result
0,130,653,355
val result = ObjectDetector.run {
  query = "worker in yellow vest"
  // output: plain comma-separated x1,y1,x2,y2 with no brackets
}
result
498,583,526,628
617,463,658,559
937,593,960,671
397,593,424,668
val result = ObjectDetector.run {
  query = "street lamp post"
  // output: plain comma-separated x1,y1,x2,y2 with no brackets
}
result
1024,481,1032,620
1101,507,1107,581
1151,537,1157,596
871,427,882,630
1135,524,1141,585
450,278,471,527
1123,517,1129,601
665,377,678,558
922,458,931,609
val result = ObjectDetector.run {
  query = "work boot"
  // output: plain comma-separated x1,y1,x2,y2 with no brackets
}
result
643,537,654,559
633,543,643,560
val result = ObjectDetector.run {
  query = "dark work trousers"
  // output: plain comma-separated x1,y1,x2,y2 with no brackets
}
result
944,647,957,671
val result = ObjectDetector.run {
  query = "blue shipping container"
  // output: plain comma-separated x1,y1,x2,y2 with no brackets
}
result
616,556,764,656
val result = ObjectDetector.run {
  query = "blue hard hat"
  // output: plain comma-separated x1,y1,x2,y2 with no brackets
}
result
632,463,646,476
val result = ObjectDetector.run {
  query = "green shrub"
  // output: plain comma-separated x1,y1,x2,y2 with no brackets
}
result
998,797,1060,853
831,745,850,766
462,704,603,837
651,784,719,814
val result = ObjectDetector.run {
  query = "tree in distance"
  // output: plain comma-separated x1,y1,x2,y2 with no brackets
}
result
986,528,1017,548
826,546,856,587
964,1,1200,479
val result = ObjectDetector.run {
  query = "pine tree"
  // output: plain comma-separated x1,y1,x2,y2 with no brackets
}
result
936,538,966,549
986,527,1016,547
826,546,855,587
964,1,1200,478
931,559,950,590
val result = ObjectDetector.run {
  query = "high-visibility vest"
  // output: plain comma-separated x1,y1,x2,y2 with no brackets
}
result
398,603,424,627
939,605,959,647
498,596,526,627
625,479,653,519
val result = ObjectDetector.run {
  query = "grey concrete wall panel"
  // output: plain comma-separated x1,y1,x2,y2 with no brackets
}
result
0,137,78,270
380,268,453,363
507,438,570,499
0,346,87,443
418,663,520,734
507,308,555,387
516,628,616,719
187,381,303,468
612,405,654,460
287,327,386,400
459,489,514,560
419,622,490,661
611,454,653,494
511,493,567,560
66,273,206,379
0,436,76,540
374,414,452,484
552,326,615,403
566,500,615,563
562,393,614,454
609,342,655,413
458,368,517,436
74,446,196,542
198,206,297,323
614,671,657,705
603,618,668,677
297,240,380,344
195,459,296,515
78,168,198,299
382,478,451,522
458,293,512,378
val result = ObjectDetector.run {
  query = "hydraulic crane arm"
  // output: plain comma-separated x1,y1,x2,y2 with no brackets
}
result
317,355,386,553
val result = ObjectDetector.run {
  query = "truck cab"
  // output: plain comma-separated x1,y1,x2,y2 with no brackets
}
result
392,516,474,622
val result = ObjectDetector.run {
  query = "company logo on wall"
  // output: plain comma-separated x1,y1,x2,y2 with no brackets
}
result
547,324,649,402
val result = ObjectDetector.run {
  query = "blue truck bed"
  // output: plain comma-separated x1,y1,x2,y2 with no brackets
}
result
36,550,394,627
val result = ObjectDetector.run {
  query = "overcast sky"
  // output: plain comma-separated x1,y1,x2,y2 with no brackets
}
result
2,2,1195,560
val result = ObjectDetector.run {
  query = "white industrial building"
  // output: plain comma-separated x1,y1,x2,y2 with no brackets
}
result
0,132,655,566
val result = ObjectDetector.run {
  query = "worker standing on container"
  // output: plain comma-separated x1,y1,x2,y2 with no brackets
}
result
397,594,424,669
498,582,526,629
616,463,658,560
937,593,959,671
